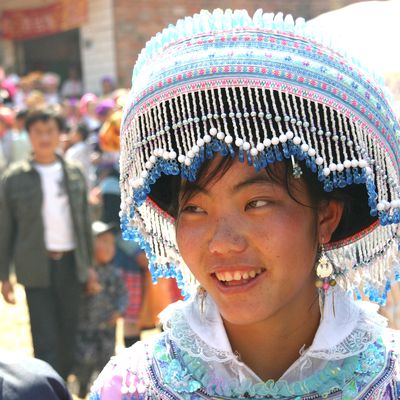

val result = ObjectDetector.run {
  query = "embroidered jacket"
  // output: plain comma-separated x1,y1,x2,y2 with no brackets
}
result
90,288,400,399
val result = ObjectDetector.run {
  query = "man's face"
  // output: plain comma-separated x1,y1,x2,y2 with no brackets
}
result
28,119,60,159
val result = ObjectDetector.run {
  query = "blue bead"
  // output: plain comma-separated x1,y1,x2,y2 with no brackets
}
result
274,147,283,161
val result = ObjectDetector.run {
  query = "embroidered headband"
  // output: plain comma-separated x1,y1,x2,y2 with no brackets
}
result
120,9,400,302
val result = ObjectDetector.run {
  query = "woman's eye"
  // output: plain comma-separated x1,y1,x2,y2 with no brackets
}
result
180,205,205,214
246,199,270,210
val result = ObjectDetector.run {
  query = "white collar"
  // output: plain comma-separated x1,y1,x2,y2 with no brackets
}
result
160,286,386,382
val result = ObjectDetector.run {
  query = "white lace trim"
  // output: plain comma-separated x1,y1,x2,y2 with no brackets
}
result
161,289,387,365
163,306,238,363
306,301,387,360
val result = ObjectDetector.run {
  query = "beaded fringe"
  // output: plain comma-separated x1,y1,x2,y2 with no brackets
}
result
120,87,400,301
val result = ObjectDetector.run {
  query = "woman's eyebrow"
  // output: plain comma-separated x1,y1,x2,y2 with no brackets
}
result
232,176,275,193
179,182,209,197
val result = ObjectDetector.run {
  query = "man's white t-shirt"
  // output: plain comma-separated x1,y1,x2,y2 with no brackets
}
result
35,161,76,251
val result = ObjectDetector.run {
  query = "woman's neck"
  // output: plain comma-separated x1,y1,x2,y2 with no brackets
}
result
223,291,320,381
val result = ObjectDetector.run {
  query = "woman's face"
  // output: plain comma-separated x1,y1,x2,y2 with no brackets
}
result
176,158,341,326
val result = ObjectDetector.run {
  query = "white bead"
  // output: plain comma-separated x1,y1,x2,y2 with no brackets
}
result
169,151,177,159
203,135,211,143
308,148,316,157
229,112,235,118
286,131,294,140
163,151,170,160
266,113,272,120
301,143,309,152
243,112,249,118
149,155,157,163
197,139,204,147
207,114,213,119
365,166,373,176
290,118,297,124
263,138,271,147
178,155,185,163
284,116,290,122
377,202,385,212
296,120,302,126
145,161,153,170
315,157,324,166
351,159,359,168
137,177,144,187
128,178,136,187
336,163,344,172
182,120,188,126
193,117,200,123
343,160,351,168
271,137,279,146
258,112,264,118
293,136,301,145
221,113,227,118
303,122,310,128
184,158,192,166
243,142,251,151
176,121,182,128
187,150,194,159
217,131,225,140
250,148,258,156
209,128,217,136
332,135,339,142
317,130,324,136
323,167,331,176
358,159,367,168
225,135,233,144
279,134,287,143
141,170,149,178
235,138,244,147
329,163,337,172
250,111,257,117
192,145,199,154
236,112,242,118
274,116,281,122
256,143,265,152
391,199,400,208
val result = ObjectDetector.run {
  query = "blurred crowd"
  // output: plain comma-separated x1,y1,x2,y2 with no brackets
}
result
0,65,181,398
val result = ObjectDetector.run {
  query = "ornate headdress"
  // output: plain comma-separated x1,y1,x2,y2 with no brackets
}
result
120,9,400,302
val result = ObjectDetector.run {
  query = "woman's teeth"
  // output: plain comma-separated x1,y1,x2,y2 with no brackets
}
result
215,268,263,282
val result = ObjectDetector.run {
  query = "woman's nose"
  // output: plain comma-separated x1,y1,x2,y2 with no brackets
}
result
208,217,247,255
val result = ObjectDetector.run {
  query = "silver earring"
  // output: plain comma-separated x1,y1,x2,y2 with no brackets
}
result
197,286,207,320
315,244,337,319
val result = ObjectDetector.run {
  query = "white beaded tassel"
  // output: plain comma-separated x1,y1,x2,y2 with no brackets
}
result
261,88,279,146
224,87,241,146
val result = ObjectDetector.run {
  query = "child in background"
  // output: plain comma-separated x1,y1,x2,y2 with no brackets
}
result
74,221,128,399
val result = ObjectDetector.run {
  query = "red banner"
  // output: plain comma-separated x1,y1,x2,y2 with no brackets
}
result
0,0,88,40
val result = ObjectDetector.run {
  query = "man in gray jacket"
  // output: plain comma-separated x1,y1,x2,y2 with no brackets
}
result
0,109,95,380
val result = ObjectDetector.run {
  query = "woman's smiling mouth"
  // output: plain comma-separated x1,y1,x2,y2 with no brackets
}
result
211,268,266,290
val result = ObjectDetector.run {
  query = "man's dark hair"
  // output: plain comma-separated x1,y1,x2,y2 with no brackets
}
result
16,109,29,120
25,109,65,133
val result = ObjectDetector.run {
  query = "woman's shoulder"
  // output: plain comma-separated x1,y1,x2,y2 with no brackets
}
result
89,336,157,399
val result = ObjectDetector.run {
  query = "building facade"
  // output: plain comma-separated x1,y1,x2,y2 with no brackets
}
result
0,0,361,94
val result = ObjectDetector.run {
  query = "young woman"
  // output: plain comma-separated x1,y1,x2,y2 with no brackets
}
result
90,9,400,399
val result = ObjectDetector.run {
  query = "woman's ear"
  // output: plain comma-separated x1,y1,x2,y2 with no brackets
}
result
318,200,344,244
